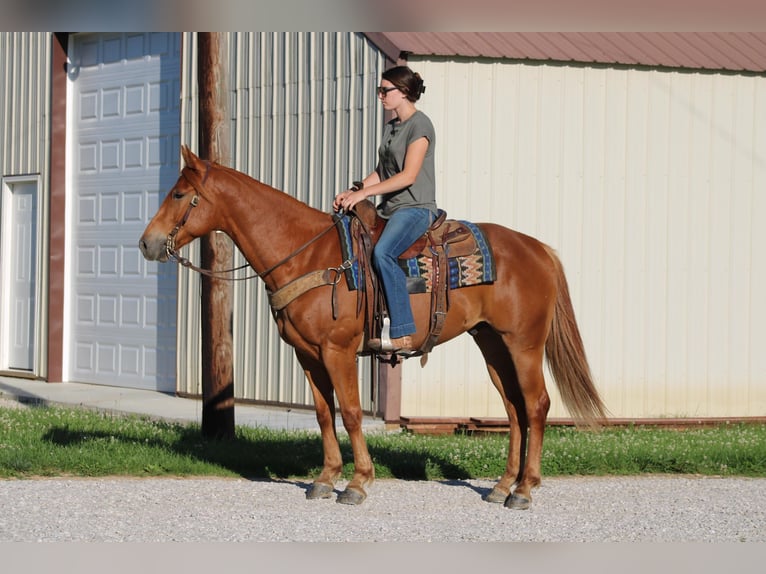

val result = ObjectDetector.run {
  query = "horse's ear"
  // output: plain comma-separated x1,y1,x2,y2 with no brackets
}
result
180,145,201,170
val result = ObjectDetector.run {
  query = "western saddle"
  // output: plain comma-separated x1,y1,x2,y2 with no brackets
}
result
349,199,474,360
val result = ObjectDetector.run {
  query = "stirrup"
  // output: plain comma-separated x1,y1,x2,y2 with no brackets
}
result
368,317,393,351
368,318,415,355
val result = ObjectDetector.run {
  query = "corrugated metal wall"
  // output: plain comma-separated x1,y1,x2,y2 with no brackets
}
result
0,32,50,176
402,58,766,419
175,33,386,411
0,32,51,378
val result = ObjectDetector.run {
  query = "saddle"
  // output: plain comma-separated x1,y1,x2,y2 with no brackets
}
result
349,200,475,359
266,199,490,361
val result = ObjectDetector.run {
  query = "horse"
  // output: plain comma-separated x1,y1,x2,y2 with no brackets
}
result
139,145,607,509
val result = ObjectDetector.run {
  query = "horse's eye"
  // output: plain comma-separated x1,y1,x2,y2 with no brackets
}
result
172,191,184,200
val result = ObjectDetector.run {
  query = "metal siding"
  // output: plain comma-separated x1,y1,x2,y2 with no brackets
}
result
1,33,49,176
175,33,201,397
176,33,385,412
400,58,766,419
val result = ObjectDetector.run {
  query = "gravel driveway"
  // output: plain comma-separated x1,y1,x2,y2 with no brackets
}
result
1,475,764,542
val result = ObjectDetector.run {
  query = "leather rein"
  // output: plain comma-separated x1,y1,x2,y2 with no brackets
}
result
164,163,348,293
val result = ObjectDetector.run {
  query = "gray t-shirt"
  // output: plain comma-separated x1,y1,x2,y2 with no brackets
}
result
376,110,438,218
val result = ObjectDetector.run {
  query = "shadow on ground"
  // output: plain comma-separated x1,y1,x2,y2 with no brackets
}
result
40,423,469,482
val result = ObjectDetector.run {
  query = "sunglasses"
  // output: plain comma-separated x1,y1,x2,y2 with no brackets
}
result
377,86,399,96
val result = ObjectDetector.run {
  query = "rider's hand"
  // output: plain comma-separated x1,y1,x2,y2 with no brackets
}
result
333,189,352,212
333,188,367,212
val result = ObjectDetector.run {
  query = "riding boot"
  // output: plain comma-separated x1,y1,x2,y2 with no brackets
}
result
368,335,413,353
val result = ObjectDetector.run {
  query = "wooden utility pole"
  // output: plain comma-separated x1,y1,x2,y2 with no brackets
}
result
198,32,235,439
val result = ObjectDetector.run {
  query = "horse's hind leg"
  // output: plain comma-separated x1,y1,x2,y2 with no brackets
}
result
471,324,526,504
297,352,343,500
503,342,550,509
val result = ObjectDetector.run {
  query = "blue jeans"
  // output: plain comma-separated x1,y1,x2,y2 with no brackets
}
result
372,207,434,339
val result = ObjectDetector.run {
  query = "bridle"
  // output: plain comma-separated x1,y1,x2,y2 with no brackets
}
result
165,190,199,260
164,162,344,283
163,161,254,280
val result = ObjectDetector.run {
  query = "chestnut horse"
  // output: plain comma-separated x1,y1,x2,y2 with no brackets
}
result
139,146,607,509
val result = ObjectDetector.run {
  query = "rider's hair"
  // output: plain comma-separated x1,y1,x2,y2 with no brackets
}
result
381,66,426,103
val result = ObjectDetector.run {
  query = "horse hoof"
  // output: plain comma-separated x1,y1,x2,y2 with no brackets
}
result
306,482,334,500
484,486,509,504
505,493,531,510
336,487,367,505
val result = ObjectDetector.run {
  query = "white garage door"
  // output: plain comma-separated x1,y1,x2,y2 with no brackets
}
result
67,33,180,391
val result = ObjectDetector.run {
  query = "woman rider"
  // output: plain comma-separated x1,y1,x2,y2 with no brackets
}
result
333,66,438,354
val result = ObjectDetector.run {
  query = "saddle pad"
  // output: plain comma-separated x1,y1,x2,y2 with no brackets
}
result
336,215,495,292
399,221,496,290
336,214,362,289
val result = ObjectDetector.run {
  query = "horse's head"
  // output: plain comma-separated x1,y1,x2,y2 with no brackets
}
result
139,146,219,262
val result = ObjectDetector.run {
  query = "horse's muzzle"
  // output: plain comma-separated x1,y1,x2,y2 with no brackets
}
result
138,234,169,262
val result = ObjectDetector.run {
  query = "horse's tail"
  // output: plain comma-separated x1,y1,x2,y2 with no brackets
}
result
543,245,608,428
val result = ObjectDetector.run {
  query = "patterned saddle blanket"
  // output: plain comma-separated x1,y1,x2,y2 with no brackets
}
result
336,212,496,293
398,219,495,292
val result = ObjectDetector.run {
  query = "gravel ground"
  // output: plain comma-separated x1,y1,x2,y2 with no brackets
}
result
1,475,764,543
2,397,762,574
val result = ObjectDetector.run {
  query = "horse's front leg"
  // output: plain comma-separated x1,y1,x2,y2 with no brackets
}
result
297,353,343,500
323,346,374,505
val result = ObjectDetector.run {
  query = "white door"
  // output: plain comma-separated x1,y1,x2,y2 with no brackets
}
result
0,180,38,372
67,33,181,391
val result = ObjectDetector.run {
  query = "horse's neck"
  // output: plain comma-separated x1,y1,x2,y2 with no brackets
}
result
221,174,334,284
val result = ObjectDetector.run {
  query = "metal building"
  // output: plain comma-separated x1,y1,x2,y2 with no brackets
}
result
370,33,766,420
1,32,764,422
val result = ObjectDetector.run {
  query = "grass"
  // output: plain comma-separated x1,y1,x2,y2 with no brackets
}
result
1,404,765,480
